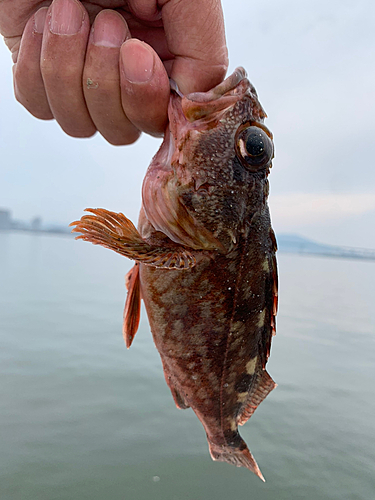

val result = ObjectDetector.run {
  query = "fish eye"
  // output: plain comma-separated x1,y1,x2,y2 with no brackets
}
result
235,123,273,171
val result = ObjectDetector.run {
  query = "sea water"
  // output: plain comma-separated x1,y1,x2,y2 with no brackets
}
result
0,231,374,500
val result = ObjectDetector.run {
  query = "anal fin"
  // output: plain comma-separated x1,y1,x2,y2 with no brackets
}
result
160,358,190,410
238,370,277,426
70,208,196,270
123,264,141,349
170,385,190,410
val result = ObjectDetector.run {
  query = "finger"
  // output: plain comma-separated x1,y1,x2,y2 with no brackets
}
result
120,38,170,137
162,0,228,93
83,10,140,146
41,0,96,138
125,0,162,22
130,0,228,94
13,7,53,120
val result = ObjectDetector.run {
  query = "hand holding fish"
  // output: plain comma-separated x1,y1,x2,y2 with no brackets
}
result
0,0,228,144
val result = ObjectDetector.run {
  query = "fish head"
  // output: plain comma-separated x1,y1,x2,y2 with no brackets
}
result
141,67,274,252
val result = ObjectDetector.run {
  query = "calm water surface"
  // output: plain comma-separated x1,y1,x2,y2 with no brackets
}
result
0,232,374,500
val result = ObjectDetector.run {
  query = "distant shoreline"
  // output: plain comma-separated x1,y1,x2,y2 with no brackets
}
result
277,234,375,262
0,227,73,237
2,228,375,262
278,248,375,262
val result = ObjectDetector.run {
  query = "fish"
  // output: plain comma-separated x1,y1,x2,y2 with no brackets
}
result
71,67,278,481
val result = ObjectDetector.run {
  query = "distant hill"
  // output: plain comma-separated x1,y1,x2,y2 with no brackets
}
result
2,213,374,262
277,234,375,261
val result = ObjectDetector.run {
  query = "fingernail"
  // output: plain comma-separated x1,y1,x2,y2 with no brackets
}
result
121,40,154,84
34,7,48,34
50,0,84,35
92,10,128,48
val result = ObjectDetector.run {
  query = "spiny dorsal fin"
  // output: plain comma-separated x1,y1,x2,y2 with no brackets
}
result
70,208,196,270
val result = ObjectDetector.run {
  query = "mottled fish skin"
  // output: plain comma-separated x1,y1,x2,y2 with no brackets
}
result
140,212,277,458
71,67,278,481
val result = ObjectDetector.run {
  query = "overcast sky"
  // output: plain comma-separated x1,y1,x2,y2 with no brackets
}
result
0,0,374,247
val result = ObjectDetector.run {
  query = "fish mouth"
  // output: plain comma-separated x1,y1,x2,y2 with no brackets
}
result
170,67,253,123
185,67,249,102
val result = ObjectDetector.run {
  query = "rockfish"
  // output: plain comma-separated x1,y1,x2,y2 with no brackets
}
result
71,67,278,481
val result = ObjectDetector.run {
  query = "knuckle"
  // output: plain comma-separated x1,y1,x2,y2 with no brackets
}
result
65,127,97,139
14,88,52,120
14,86,24,107
14,65,53,120
101,125,141,146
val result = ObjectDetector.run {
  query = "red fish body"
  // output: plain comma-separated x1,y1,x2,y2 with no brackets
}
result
72,68,278,481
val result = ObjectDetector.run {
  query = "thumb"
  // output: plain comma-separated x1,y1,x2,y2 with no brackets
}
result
160,0,228,94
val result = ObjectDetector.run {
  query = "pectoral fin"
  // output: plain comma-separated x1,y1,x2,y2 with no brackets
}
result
70,208,196,270
123,264,141,348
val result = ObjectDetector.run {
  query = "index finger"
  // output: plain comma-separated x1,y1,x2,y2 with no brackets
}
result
129,0,228,94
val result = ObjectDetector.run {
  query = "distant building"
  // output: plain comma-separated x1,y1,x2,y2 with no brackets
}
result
0,209,12,230
31,216,42,231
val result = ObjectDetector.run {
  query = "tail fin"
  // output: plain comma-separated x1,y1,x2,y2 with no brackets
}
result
208,439,265,481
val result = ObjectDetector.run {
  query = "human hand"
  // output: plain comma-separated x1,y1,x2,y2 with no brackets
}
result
0,0,228,145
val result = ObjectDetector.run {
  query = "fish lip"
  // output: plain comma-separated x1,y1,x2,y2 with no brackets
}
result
184,67,248,103
170,67,253,124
